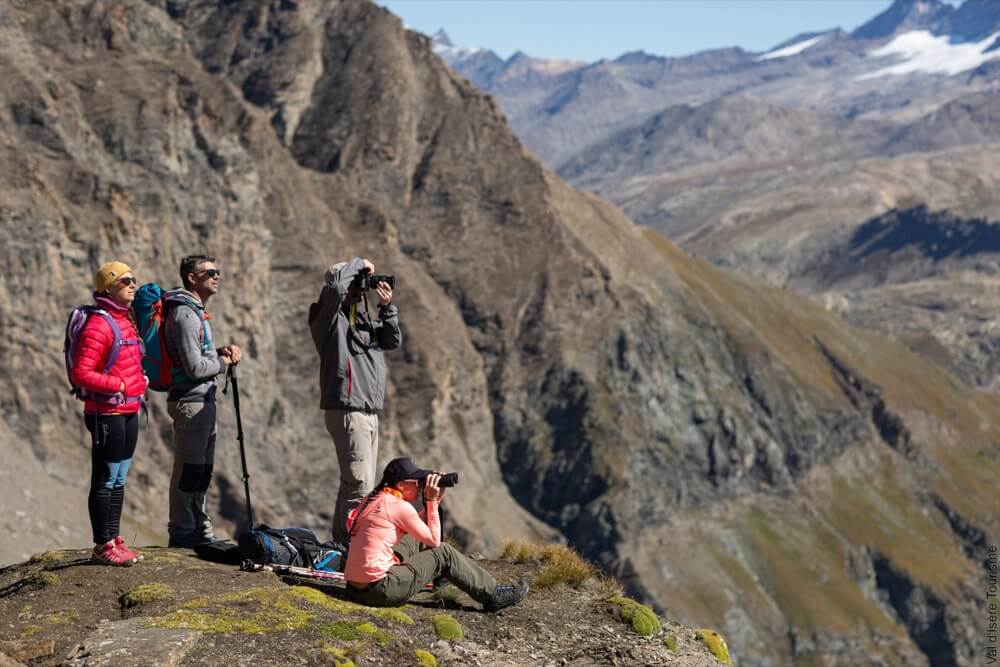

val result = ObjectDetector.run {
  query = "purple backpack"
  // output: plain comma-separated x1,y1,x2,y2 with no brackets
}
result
63,305,136,405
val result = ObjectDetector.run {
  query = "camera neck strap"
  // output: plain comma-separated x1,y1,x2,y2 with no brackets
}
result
346,290,378,350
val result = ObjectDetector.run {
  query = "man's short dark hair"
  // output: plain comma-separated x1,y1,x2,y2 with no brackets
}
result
180,254,216,290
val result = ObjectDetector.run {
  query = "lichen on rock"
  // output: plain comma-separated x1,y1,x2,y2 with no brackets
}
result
28,551,64,566
32,572,58,588
432,614,464,641
120,583,174,608
608,596,661,636
696,628,733,664
415,648,438,666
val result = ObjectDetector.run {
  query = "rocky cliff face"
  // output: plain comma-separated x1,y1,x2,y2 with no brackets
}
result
1,2,998,666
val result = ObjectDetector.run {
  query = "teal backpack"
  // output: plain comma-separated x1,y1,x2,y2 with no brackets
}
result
133,283,208,390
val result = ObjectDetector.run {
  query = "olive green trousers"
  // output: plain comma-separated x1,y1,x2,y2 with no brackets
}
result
346,535,496,607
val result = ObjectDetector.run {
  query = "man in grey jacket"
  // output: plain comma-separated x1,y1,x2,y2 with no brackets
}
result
309,257,402,545
164,254,241,548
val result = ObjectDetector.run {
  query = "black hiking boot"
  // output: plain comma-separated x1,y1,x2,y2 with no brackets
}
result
484,580,529,613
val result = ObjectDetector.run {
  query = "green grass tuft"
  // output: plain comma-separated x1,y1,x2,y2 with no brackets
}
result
534,545,596,588
20,625,42,638
356,621,393,646
415,649,438,666
595,574,625,598
431,585,461,605
696,629,733,664
432,614,464,641
321,621,366,642
44,609,79,626
29,551,64,566
148,554,183,566
317,642,357,667
500,540,536,563
149,609,268,634
499,541,596,588
664,635,678,651
150,587,313,634
33,571,59,588
609,596,661,636
120,583,174,608
320,620,392,647
287,586,414,624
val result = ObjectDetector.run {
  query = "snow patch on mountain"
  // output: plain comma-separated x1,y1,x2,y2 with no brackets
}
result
758,35,824,61
858,29,1000,79
431,29,485,63
434,42,485,61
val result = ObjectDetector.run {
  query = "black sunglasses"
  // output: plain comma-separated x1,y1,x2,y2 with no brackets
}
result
114,276,137,287
197,269,222,279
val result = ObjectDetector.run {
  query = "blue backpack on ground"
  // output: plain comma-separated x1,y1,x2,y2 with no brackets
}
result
237,525,342,571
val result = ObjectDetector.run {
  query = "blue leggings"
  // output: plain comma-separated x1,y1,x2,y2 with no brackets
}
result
85,413,139,544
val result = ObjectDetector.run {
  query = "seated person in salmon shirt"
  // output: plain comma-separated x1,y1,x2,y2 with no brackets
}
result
343,457,528,612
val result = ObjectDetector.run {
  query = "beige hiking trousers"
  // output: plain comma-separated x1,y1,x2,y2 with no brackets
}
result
325,408,379,544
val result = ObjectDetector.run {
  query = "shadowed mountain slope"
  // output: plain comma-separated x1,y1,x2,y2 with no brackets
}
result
555,89,1000,394
0,2,997,666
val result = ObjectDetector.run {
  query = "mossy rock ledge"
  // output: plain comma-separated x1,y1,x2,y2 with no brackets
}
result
0,547,730,665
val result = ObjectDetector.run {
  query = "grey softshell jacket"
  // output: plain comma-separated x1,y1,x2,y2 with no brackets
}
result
309,257,402,412
164,288,224,403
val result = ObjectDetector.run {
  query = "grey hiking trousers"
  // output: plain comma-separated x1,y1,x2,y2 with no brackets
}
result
167,400,216,544
326,408,379,545
346,535,497,607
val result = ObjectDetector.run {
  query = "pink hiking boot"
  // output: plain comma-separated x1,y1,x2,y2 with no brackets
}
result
92,541,134,567
114,536,143,563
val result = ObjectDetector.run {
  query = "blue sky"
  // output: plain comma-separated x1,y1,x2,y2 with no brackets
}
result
378,0,898,62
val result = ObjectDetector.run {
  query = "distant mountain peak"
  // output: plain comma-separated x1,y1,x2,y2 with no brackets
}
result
430,29,488,64
432,29,453,47
852,0,954,40
614,50,665,65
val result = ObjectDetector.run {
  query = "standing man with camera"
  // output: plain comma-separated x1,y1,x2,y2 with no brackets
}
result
309,257,402,546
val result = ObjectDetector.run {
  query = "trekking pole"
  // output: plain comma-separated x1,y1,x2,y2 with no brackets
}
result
226,363,256,528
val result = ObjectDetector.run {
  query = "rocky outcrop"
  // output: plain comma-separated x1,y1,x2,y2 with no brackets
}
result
1,2,998,666
0,547,725,666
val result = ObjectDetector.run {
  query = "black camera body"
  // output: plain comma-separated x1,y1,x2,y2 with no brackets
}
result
421,472,459,488
359,272,395,291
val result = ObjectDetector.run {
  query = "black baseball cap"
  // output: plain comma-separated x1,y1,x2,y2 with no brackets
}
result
382,457,433,486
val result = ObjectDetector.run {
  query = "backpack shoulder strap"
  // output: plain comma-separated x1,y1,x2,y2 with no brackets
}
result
90,308,124,373
170,302,210,350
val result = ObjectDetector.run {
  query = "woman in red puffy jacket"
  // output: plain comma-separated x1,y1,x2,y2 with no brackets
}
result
71,261,148,566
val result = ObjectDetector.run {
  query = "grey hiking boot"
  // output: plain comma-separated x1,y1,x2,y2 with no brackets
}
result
485,580,529,612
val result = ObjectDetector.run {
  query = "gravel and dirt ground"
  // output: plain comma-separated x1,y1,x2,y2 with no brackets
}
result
0,547,728,666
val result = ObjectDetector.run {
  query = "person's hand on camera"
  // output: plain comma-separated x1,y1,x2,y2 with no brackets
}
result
423,474,445,503
362,258,375,274
375,281,393,306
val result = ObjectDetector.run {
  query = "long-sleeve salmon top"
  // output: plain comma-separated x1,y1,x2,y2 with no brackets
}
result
343,490,441,584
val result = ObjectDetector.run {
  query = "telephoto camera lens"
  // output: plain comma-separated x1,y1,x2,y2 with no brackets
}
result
422,472,459,488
